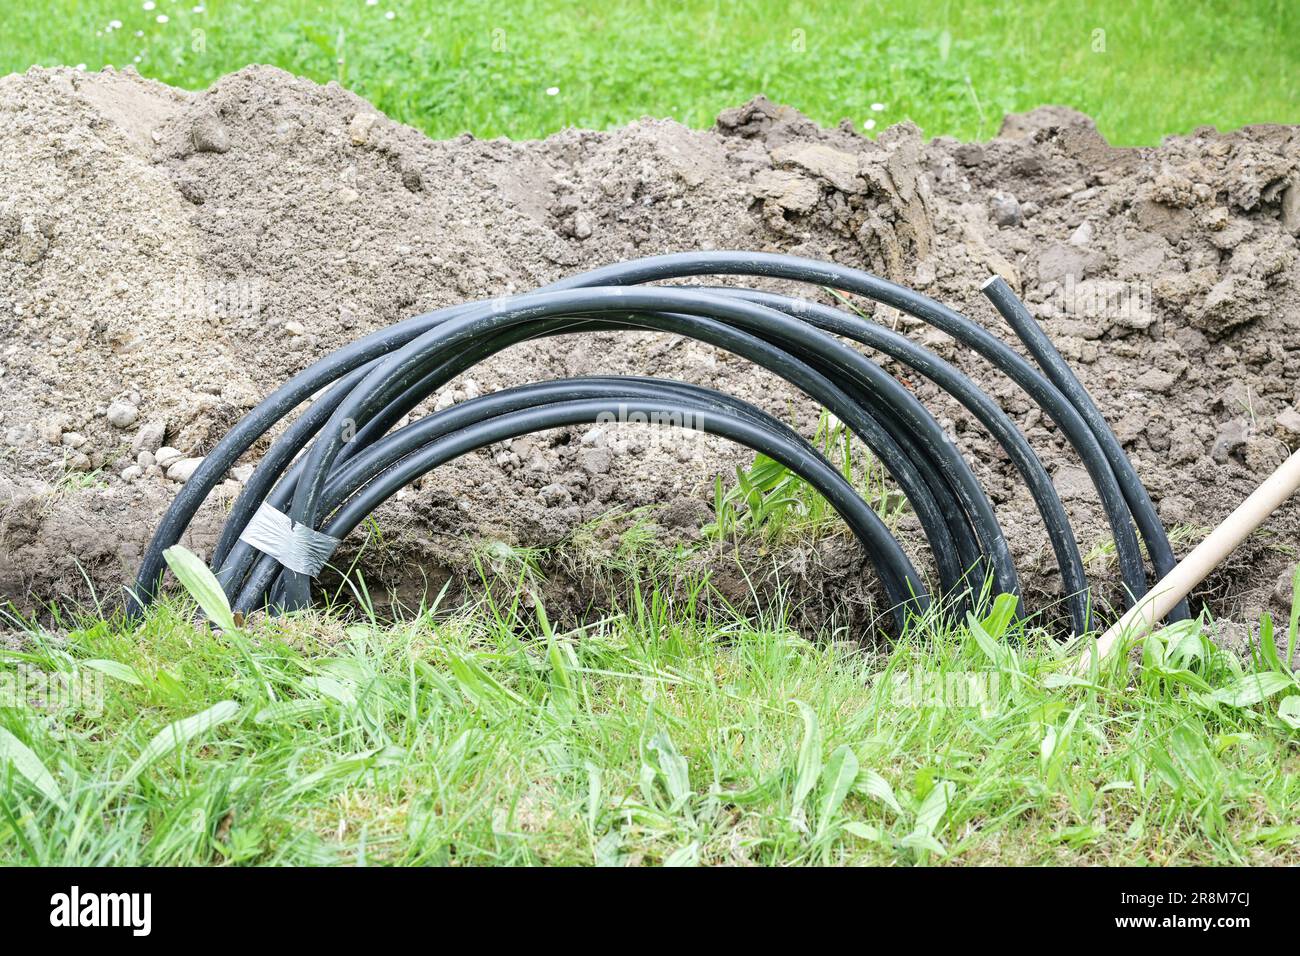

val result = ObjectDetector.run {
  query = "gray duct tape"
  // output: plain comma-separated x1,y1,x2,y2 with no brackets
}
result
237,502,341,577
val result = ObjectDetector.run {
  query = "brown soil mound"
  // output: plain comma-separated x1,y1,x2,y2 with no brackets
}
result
1,65,1298,633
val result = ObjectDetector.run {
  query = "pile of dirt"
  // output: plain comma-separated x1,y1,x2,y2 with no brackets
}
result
1,65,1298,634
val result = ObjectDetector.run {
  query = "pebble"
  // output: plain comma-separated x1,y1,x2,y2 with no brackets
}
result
400,159,423,192
1276,407,1300,439
348,112,379,146
1280,181,1300,236
990,192,1022,227
581,447,612,475
1135,367,1179,393
137,450,155,468
177,173,206,205
166,457,205,483
191,111,231,154
155,446,184,468
41,420,65,445
539,482,571,506
1068,220,1094,246
1275,564,1299,607
17,218,54,266
106,400,139,428
573,213,594,240
61,431,87,448
1211,419,1249,463
131,420,166,455
120,464,143,481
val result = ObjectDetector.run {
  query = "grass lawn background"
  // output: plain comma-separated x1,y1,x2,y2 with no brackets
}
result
5,0,1298,145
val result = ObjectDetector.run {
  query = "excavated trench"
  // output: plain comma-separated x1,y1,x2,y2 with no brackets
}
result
1,65,1298,638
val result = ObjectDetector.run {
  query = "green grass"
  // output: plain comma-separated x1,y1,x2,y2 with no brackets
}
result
706,408,903,545
3,550,1299,866
6,0,1297,146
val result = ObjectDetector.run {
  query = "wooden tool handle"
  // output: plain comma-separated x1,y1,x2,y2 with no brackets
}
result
1080,446,1300,671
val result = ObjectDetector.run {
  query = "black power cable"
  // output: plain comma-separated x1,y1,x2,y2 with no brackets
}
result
130,251,1185,636
234,382,929,627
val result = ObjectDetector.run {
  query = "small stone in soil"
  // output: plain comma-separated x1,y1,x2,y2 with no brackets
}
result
155,446,184,469
166,457,205,483
131,420,166,455
1275,407,1300,438
191,111,231,154
990,192,1022,227
539,482,571,505
1211,419,1250,463
106,400,139,428
348,112,379,146
399,158,423,192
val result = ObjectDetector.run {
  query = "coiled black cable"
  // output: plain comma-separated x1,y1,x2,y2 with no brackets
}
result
130,251,1186,636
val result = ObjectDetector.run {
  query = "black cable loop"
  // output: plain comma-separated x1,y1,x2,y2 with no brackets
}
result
129,251,1183,638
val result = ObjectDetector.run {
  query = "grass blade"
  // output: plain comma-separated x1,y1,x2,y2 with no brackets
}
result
647,731,691,807
1209,672,1295,708
1288,564,1300,667
0,728,66,810
791,700,822,811
815,744,859,839
855,768,903,815
82,659,142,686
111,700,240,797
163,545,236,632
915,780,956,837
